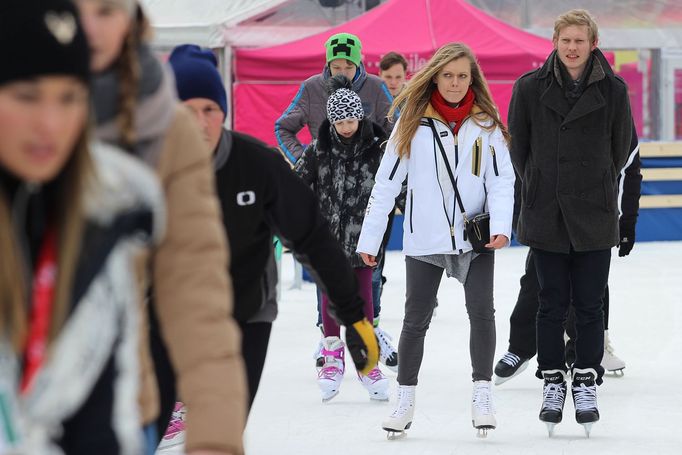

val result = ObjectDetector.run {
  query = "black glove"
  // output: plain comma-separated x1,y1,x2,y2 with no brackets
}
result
618,220,635,257
344,317,379,375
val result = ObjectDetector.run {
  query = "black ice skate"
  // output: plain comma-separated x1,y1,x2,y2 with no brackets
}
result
572,368,600,437
539,369,568,437
494,351,529,385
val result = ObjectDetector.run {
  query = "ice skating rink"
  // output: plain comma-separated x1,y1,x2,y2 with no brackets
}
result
163,242,682,455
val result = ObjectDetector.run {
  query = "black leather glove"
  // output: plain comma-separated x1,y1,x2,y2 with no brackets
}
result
344,317,379,375
618,220,635,257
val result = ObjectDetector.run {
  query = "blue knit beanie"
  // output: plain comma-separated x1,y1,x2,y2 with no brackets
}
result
168,44,228,115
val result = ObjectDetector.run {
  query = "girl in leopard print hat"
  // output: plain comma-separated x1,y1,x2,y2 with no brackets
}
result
295,75,391,403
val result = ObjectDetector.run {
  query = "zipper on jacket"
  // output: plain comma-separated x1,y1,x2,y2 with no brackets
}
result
409,189,414,233
490,145,499,176
388,156,401,180
454,134,459,167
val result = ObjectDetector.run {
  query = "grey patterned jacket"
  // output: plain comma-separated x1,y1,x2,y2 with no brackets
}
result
295,118,387,268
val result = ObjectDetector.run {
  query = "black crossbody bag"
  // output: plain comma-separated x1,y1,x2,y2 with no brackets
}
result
428,119,492,254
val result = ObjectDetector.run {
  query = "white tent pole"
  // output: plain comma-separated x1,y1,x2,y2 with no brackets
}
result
222,46,234,129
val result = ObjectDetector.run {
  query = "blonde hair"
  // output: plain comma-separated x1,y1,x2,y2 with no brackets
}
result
553,9,599,44
116,5,151,149
0,132,92,352
388,42,509,159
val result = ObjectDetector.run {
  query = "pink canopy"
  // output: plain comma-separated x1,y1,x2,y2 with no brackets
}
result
233,0,553,147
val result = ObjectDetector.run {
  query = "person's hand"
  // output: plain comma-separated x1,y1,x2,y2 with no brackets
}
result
187,451,235,455
618,220,636,257
485,234,509,250
360,252,377,267
344,317,379,375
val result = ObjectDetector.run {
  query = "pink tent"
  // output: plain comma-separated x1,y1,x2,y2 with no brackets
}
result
233,0,552,148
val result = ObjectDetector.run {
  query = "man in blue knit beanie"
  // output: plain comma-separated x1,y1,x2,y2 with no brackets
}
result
167,43,381,413
168,44,227,151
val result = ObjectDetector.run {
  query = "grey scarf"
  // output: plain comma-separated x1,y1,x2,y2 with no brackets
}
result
92,45,177,166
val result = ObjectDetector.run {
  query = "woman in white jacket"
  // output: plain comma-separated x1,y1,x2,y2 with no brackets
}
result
357,43,515,438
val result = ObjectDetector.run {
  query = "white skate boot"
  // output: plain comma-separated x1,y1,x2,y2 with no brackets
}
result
601,330,625,375
471,380,496,438
374,326,398,373
357,367,390,401
382,385,415,439
317,336,345,402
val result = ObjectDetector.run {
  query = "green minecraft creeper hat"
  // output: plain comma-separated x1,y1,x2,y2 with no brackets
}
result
325,32,362,67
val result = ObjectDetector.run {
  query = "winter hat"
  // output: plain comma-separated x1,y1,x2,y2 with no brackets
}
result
326,75,364,123
0,0,90,87
168,44,228,116
325,32,362,68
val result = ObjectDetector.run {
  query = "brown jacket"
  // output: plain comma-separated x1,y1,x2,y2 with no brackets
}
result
139,105,247,453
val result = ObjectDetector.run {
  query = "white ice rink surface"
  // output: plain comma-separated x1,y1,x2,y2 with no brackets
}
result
161,242,682,455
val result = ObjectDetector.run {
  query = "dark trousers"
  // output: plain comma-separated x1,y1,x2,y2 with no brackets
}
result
507,250,611,359
151,314,273,445
533,247,609,383
238,321,273,409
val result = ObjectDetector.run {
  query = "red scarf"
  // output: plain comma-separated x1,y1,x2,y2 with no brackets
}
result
430,87,476,134
20,227,58,395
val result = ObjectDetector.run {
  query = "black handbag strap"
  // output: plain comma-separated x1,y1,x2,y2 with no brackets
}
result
428,118,468,221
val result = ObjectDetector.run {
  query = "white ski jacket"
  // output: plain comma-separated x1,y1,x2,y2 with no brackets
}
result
357,105,515,257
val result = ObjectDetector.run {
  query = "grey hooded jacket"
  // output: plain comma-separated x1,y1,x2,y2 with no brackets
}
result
275,63,393,163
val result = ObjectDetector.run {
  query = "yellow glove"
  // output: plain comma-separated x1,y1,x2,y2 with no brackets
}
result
345,318,379,375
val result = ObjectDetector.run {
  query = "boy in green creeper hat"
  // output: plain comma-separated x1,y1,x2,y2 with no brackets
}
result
275,32,393,164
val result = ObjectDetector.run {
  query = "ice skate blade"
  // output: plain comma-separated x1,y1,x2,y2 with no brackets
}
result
582,422,593,438
544,422,557,437
605,368,624,377
370,395,390,402
476,428,492,438
383,422,411,440
321,390,339,402
493,360,529,386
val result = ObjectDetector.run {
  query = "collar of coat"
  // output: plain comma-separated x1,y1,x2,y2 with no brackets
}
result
316,117,386,153
423,103,491,130
537,48,610,87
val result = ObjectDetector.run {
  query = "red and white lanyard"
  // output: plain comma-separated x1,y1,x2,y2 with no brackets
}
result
20,228,58,395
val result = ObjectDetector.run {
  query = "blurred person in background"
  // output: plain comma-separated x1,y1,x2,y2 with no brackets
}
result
75,1,247,453
379,51,408,98
0,1,162,453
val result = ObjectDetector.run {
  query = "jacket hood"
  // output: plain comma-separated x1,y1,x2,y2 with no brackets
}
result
322,62,368,93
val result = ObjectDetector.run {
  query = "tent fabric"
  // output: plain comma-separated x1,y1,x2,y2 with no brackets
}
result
140,0,290,47
233,0,553,146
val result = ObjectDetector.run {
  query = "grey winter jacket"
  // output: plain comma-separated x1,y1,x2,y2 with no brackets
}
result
509,49,633,253
295,118,387,268
275,64,393,163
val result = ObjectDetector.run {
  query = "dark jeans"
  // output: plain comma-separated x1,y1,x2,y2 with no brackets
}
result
507,250,611,359
533,247,609,384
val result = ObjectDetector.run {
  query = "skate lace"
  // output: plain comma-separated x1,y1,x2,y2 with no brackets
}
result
472,383,494,415
365,367,385,382
375,327,397,360
501,352,521,367
390,390,413,418
164,404,186,437
318,364,342,380
604,338,616,355
542,383,566,412
573,383,597,412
